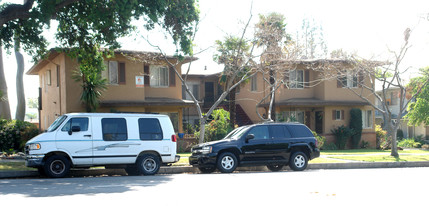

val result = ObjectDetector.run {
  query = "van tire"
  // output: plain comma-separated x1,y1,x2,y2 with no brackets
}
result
289,151,308,171
137,154,160,175
44,155,70,178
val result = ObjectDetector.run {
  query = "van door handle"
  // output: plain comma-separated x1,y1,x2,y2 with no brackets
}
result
84,135,92,137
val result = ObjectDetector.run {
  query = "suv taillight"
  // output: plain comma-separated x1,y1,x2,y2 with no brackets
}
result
172,134,177,142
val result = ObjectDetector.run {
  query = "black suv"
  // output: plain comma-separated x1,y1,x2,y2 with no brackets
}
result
189,123,320,173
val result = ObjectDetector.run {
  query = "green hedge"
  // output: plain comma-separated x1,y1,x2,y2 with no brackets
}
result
0,119,40,152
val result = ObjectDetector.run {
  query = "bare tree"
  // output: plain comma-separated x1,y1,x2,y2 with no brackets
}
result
324,28,429,157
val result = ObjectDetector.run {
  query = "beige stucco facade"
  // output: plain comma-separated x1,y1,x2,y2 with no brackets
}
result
27,50,195,132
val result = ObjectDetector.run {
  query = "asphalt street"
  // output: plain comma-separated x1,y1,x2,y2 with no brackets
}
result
1,167,428,206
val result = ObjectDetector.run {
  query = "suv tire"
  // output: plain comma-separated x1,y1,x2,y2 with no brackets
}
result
289,151,308,171
267,164,284,172
198,167,216,174
217,152,238,173
43,155,71,178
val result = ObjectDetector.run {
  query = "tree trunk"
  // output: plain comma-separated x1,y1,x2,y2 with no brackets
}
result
198,117,206,144
229,87,236,128
385,121,399,157
0,45,12,120
15,39,25,121
269,69,276,121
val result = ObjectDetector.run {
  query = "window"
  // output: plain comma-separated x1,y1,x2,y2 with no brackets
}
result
251,74,257,91
61,117,89,132
362,110,373,128
183,82,199,100
279,111,305,124
286,125,313,138
341,71,358,88
150,65,169,87
102,61,126,85
102,118,127,141
270,125,291,139
335,110,342,120
56,65,60,87
247,126,269,140
46,70,51,86
138,118,163,140
290,70,304,89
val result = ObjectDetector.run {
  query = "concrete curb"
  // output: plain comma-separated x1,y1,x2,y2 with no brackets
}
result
2,161,429,178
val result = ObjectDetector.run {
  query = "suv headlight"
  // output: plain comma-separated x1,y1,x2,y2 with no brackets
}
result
201,146,212,154
28,143,41,150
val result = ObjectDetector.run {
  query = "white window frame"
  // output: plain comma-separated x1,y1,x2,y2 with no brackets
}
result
184,81,199,100
362,110,373,129
290,70,304,89
280,111,305,124
46,70,51,86
150,65,169,87
102,61,120,85
335,110,342,120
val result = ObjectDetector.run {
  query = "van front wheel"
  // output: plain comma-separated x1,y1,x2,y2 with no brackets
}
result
137,154,161,175
44,155,70,178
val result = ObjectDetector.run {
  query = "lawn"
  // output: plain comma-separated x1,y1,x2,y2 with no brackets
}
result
0,161,36,171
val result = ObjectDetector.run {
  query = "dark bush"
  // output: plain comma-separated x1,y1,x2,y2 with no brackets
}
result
0,119,40,152
331,125,353,150
397,129,404,141
349,108,362,149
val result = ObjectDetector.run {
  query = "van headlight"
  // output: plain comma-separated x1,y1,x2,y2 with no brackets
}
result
201,146,212,154
28,143,41,150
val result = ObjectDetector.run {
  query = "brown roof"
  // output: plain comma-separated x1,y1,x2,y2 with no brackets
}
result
259,98,370,107
99,97,195,107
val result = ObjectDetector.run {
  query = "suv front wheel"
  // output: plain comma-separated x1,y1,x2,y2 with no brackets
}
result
289,151,308,171
217,152,238,173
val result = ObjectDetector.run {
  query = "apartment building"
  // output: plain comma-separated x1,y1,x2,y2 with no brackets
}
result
27,49,196,132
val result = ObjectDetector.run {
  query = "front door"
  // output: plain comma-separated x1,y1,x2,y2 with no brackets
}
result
315,111,323,134
56,117,93,165
241,125,273,162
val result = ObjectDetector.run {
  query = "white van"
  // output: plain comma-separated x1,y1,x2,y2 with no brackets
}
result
25,113,179,178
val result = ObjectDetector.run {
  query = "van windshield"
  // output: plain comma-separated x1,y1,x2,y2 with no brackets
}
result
47,115,68,132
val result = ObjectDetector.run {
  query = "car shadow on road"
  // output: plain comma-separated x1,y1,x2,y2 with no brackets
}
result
0,174,173,197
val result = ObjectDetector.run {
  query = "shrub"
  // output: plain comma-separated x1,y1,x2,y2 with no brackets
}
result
398,138,421,148
349,108,362,149
422,144,429,150
322,142,338,150
331,125,353,150
360,140,370,149
375,124,387,149
194,109,233,142
312,131,326,149
0,119,40,152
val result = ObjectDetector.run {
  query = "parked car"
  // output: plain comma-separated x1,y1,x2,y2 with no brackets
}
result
189,122,320,173
25,113,179,178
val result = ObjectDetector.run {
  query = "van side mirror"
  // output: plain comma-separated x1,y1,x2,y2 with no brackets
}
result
245,134,255,143
68,126,81,135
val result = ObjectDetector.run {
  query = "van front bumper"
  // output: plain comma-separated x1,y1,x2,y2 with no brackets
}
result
25,154,45,167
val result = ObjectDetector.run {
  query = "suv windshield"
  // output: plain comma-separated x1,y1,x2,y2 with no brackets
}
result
47,115,68,132
223,126,249,140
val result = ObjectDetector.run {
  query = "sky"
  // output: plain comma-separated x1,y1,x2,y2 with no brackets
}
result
2,0,429,118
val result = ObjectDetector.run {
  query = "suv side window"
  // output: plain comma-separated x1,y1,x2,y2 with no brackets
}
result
61,117,89,132
138,118,163,140
286,125,313,138
247,126,269,140
102,118,128,141
270,125,291,139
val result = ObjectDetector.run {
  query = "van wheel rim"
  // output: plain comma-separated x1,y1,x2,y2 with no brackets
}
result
221,156,234,169
294,155,305,168
50,160,65,175
143,158,157,172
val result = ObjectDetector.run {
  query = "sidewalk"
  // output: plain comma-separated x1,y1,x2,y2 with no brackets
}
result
2,159,429,178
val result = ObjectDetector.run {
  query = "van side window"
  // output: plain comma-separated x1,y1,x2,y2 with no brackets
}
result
138,118,163,140
61,118,89,132
270,125,291,139
286,125,313,138
102,118,128,141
